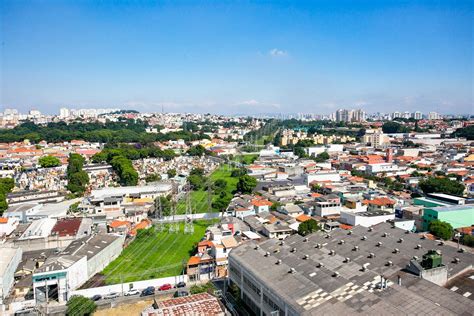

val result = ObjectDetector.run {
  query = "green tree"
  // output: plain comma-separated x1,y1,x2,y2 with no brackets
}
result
428,220,453,240
38,155,61,168
231,168,247,177
66,154,89,194
66,295,97,316
187,145,206,156
236,175,257,193
188,174,205,190
155,195,172,216
298,219,320,236
213,179,227,191
167,169,177,178
314,151,330,162
461,234,474,247
382,121,409,134
145,173,161,183
419,177,465,196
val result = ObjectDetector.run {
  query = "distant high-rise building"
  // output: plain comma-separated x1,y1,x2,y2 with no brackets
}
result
334,108,366,123
403,111,411,119
59,108,70,119
428,112,441,120
392,111,401,119
413,111,422,120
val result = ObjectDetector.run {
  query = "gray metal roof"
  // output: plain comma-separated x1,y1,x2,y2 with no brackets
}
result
230,222,474,315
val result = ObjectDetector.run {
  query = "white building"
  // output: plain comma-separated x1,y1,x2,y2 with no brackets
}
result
362,129,390,148
340,210,395,227
304,170,341,186
0,246,22,304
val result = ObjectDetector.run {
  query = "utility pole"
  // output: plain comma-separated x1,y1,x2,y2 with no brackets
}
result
184,185,194,234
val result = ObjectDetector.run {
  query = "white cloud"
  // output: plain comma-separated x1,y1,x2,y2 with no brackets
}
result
239,99,260,106
269,48,288,57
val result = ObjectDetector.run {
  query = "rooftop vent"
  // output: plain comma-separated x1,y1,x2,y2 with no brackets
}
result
438,241,444,246
279,241,285,246
383,232,388,237
398,238,404,243
386,260,393,266
303,254,309,260
361,236,367,241
318,262,324,268
393,248,400,253
344,257,351,263
329,250,335,256
254,245,260,250
303,237,309,242
416,244,422,249
361,263,370,271
453,257,460,264
291,247,297,253
458,248,465,253
347,230,352,235
413,256,419,261
289,268,296,274
369,252,375,258
421,235,426,240
276,259,282,265
274,249,280,253
315,243,322,249
353,246,359,251
377,241,383,247
325,234,331,239
339,240,345,245
265,252,270,257
333,272,340,277
405,230,410,234
368,227,373,232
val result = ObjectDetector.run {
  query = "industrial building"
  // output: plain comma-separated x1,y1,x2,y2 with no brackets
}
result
228,222,474,315
32,234,124,304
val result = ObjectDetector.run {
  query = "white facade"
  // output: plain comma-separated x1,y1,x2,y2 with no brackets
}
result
340,211,395,227
304,171,341,185
0,246,22,304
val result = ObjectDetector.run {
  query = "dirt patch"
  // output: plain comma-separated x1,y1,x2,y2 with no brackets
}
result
94,299,153,316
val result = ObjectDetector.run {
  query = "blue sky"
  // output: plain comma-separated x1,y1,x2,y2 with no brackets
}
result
1,1,472,115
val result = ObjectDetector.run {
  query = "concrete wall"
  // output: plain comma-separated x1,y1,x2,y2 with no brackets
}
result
87,235,125,278
0,247,22,304
71,275,187,298
13,237,74,252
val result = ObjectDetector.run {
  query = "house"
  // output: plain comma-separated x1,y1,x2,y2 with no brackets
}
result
108,220,132,235
313,194,342,217
279,204,304,218
363,197,396,213
262,221,293,239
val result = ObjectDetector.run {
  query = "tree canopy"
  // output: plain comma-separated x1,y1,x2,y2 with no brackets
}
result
236,175,257,194
428,220,453,240
66,154,89,194
452,125,474,140
419,177,465,196
382,121,409,134
39,155,61,168
298,219,320,236
0,178,14,214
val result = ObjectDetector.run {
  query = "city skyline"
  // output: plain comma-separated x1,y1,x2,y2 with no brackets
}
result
1,1,472,115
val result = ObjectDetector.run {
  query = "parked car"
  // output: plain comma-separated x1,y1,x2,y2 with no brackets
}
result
91,294,102,301
158,284,172,291
104,292,120,299
175,281,186,288
124,288,140,296
140,286,155,297
173,290,189,298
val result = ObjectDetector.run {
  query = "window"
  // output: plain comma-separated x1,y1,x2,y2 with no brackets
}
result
244,275,261,296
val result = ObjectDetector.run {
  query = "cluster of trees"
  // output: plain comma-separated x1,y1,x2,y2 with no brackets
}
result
452,125,474,140
236,175,257,194
419,177,465,196
92,144,176,163
66,154,89,195
212,179,231,213
187,145,210,156
382,121,409,134
38,155,61,168
428,220,453,240
188,168,208,190
0,178,14,214
110,155,138,186
154,195,173,217
298,219,320,236
145,173,161,183
0,120,210,144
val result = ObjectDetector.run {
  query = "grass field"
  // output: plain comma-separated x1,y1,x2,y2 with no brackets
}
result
176,165,239,214
233,154,258,165
101,220,212,284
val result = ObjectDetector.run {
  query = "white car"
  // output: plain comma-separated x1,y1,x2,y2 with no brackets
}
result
104,292,120,299
124,288,140,296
